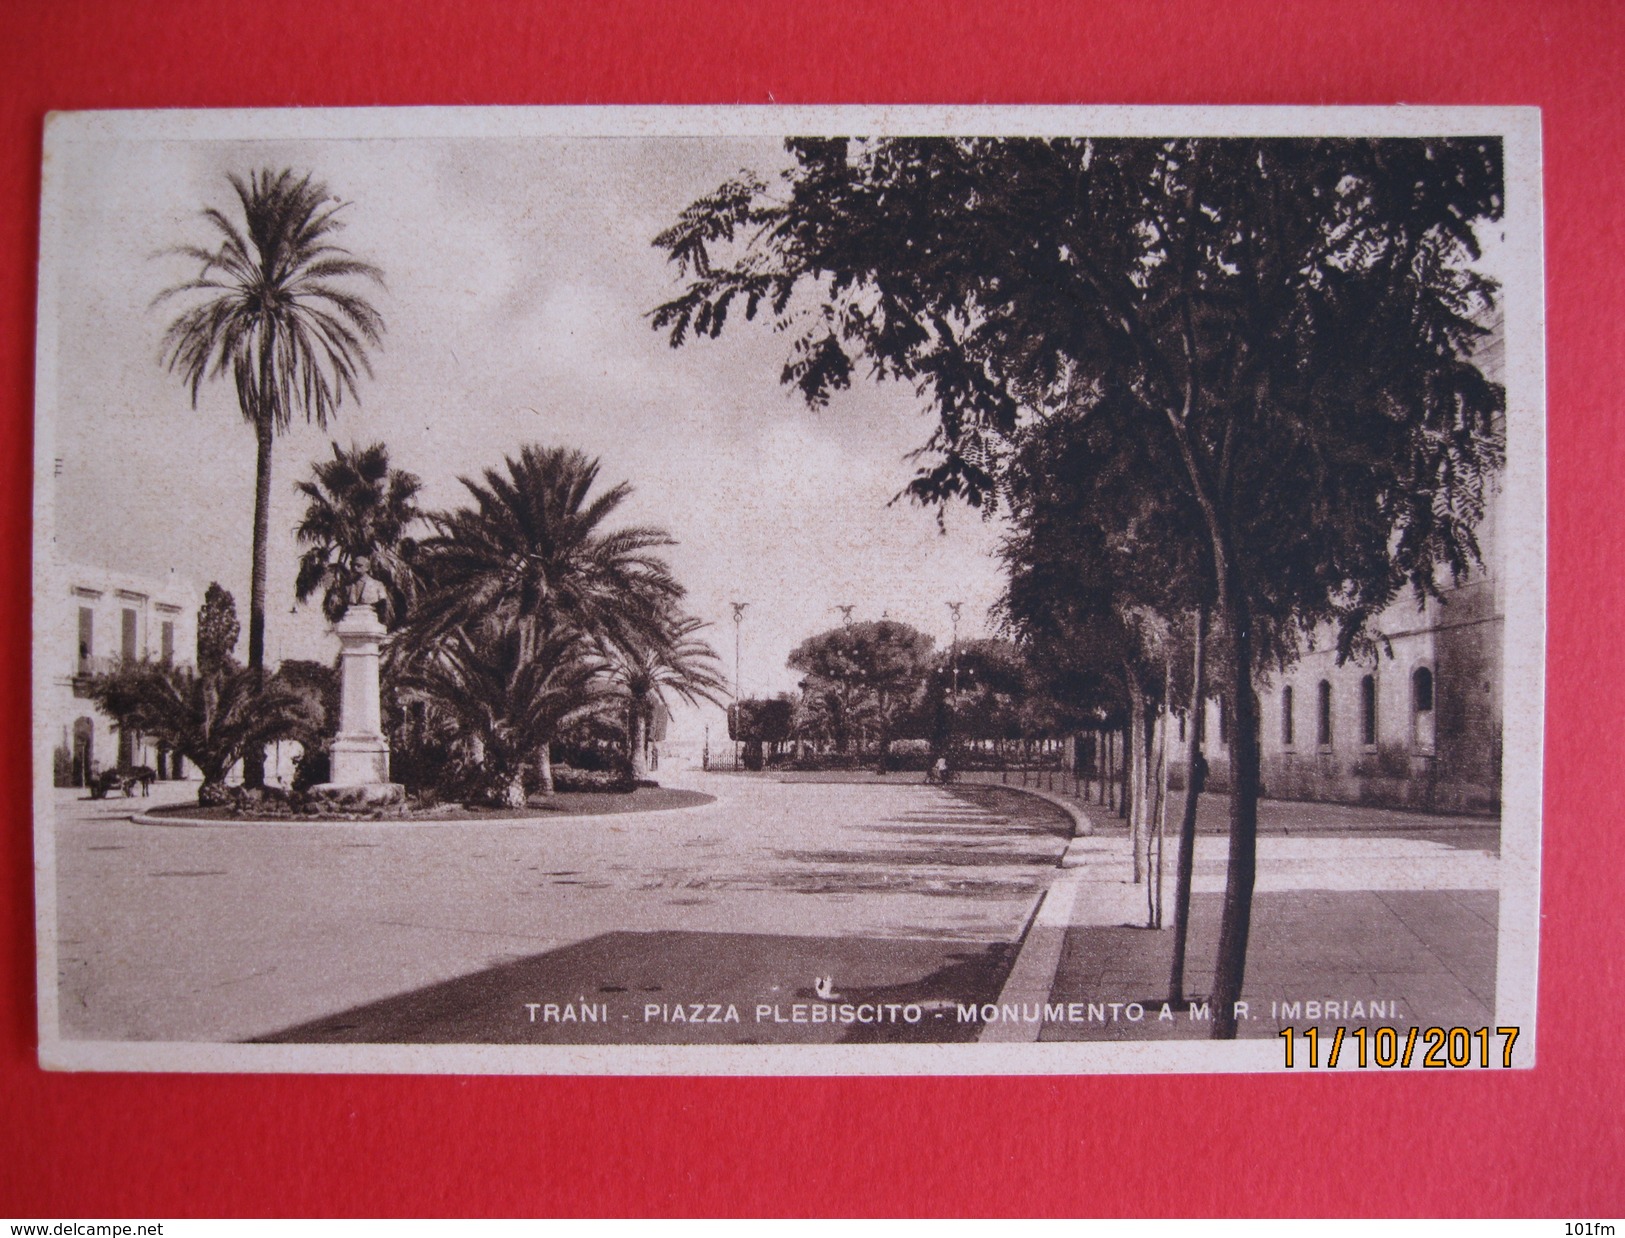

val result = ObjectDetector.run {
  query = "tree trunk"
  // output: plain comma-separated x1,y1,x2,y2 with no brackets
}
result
1152,662,1172,929
1170,605,1208,1005
1140,705,1154,878
1098,727,1111,805
1106,729,1115,810
197,774,229,808
242,413,275,789
1119,724,1130,819
535,742,555,795
629,706,650,780
1126,671,1147,884
1211,579,1261,1040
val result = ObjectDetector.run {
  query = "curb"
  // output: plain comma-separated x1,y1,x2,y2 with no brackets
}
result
128,796,722,830
957,775,1095,837
978,875,1084,1044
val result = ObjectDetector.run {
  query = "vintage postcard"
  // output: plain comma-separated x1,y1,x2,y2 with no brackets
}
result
31,105,1545,1074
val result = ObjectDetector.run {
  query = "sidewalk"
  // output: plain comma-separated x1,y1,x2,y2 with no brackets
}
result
980,796,1501,1043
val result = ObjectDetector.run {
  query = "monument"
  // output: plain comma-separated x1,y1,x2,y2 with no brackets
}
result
312,563,404,807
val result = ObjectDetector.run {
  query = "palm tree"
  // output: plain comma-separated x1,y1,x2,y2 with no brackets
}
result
404,445,685,792
156,168,385,785
408,445,682,660
403,619,617,807
294,441,422,626
609,613,727,779
88,659,323,807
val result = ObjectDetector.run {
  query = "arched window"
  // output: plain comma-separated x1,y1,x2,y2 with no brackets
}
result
1413,666,1436,752
1317,680,1333,747
1177,712,1186,744
1361,675,1377,746
1413,667,1434,713
1281,685,1295,747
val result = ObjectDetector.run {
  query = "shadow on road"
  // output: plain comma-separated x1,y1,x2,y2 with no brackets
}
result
251,930,1018,1045
708,781,1072,901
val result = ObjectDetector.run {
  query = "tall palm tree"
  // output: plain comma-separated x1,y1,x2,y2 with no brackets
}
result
404,445,684,792
408,444,682,660
156,168,385,785
294,441,422,627
609,613,727,779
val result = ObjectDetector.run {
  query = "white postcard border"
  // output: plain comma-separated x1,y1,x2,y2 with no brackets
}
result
33,104,1546,1076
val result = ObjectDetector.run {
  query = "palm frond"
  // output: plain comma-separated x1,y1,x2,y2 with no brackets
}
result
155,167,386,433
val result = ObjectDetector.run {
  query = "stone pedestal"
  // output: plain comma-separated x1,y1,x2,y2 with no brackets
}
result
313,603,404,807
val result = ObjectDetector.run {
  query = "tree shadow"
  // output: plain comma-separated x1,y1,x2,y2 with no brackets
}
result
250,929,1018,1045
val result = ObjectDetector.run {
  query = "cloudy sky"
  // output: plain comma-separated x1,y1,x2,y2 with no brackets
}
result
42,128,1009,742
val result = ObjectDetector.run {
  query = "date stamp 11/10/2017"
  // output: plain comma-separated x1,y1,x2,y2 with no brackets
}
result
1280,1026,1521,1069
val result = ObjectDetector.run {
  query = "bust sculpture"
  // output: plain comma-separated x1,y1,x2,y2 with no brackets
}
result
350,556,389,610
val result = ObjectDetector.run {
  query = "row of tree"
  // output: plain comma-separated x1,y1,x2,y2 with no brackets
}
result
652,135,1507,1036
729,621,1087,770
93,441,728,808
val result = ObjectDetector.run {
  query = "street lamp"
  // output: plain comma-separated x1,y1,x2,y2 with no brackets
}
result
945,601,963,763
730,601,749,700
730,601,748,771
830,606,857,756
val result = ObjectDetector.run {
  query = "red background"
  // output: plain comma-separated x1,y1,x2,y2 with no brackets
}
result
2,0,1620,1218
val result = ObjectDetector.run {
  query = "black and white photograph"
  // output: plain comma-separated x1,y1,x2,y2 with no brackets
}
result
30,106,1545,1074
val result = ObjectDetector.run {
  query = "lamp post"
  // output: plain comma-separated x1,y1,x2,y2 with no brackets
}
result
831,605,855,756
946,601,963,761
730,601,748,771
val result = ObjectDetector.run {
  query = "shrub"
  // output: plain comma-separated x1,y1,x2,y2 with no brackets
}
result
292,745,330,793
885,738,933,771
946,749,1012,773
224,784,299,815
552,736,627,774
550,764,636,794
779,752,863,772
729,697,794,743
390,733,459,795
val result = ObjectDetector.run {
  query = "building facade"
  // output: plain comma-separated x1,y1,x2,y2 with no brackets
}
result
1200,329,1506,816
1238,512,1502,815
44,560,199,786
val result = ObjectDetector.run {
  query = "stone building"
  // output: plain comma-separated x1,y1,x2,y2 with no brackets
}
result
1201,328,1506,816
43,560,198,786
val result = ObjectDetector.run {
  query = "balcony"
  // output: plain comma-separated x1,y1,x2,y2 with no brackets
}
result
70,654,120,697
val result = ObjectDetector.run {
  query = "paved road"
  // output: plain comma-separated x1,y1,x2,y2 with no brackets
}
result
46,772,1508,1048
50,773,1072,1044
